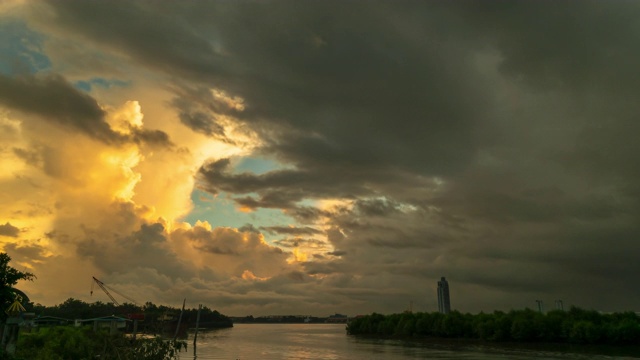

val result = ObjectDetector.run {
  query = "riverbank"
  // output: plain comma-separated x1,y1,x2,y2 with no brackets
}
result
346,307,640,345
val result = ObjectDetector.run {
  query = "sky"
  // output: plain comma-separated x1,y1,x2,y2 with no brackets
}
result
1,1,640,317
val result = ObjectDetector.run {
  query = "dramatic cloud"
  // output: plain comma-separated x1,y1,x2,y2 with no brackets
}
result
1,1,639,316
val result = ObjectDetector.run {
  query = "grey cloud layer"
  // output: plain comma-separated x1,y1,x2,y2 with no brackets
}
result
27,1,640,312
0,74,114,141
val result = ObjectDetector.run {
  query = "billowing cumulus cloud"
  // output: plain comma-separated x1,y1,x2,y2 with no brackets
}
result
1,1,639,316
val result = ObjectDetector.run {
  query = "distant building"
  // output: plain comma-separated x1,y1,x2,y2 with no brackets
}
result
437,277,451,314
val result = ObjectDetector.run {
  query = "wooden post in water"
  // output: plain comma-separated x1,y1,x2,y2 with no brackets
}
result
173,298,186,341
193,304,202,354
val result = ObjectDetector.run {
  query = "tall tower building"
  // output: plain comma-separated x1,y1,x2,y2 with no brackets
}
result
437,277,451,314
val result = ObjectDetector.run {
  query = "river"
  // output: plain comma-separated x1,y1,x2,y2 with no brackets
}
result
178,323,640,360
175,324,640,360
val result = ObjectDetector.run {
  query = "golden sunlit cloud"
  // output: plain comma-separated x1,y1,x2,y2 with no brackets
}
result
0,113,25,181
100,147,142,201
288,248,308,264
106,100,144,134
211,88,245,112
241,269,269,281
316,198,353,212
238,205,254,213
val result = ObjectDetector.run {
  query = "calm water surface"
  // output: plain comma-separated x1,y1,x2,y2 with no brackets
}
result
178,323,640,360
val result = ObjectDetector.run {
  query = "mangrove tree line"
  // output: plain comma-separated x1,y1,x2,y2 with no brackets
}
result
346,307,640,345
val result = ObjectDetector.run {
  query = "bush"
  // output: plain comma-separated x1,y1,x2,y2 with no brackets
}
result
17,326,186,360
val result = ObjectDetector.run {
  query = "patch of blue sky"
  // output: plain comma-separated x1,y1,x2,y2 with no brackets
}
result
182,189,295,243
74,77,131,92
0,20,51,75
233,156,293,175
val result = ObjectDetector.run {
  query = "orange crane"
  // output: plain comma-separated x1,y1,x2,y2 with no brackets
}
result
90,276,138,306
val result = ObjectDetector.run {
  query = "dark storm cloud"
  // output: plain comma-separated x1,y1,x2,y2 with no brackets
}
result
455,1,640,92
177,110,224,138
171,96,227,139
0,222,20,237
0,74,117,142
237,224,261,234
273,238,327,249
430,176,625,226
38,0,640,182
43,1,487,176
198,158,369,209
168,83,249,139
354,198,405,217
40,1,226,80
33,1,640,312
131,128,173,148
260,226,322,236
326,250,347,257
285,206,332,224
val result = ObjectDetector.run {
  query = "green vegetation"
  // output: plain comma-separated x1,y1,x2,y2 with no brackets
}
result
0,253,35,321
16,326,185,360
24,298,233,332
346,308,640,345
0,251,227,358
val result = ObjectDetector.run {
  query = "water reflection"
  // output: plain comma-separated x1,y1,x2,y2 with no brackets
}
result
181,324,640,360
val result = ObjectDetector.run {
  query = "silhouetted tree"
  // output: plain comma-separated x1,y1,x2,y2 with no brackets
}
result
0,252,35,320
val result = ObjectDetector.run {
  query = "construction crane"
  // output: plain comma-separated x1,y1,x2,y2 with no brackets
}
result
90,276,138,306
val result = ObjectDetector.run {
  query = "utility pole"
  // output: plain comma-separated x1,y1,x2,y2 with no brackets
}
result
535,300,544,313
555,300,564,311
173,298,186,341
193,304,202,355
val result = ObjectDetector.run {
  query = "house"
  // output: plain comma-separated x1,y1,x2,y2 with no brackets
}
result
32,316,72,327
78,315,130,335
